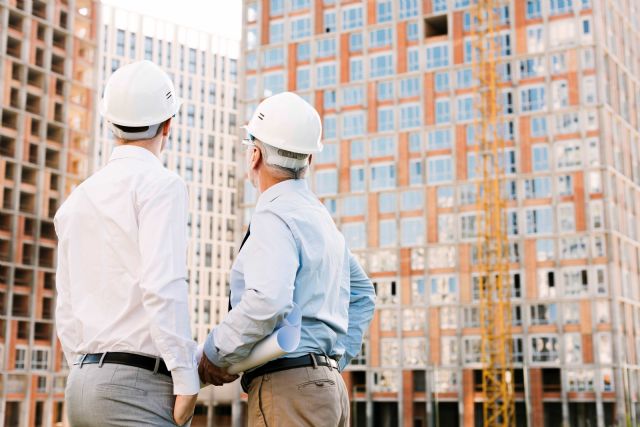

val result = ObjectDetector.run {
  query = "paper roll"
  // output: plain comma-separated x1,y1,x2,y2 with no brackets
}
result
227,304,302,375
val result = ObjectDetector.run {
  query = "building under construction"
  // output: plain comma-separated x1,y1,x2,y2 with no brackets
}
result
240,0,638,426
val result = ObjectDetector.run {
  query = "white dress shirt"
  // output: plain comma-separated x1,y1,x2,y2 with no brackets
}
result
54,145,199,395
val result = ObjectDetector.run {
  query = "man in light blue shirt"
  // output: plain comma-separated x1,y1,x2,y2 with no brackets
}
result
199,92,375,426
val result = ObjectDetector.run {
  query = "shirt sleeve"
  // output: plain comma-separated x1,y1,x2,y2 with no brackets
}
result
336,251,376,371
54,221,80,368
138,177,199,395
203,210,298,368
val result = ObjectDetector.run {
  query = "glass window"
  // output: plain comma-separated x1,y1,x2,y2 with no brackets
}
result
323,115,337,139
342,195,366,216
526,207,553,235
350,167,365,192
430,276,458,303
369,28,393,48
526,0,542,18
315,170,337,195
351,140,365,159
323,10,337,33
316,38,337,58
370,137,395,157
401,218,425,246
435,99,451,124
377,81,394,100
349,33,364,52
530,335,560,363
270,0,285,15
407,22,419,40
343,112,365,137
291,16,311,40
263,73,285,97
400,104,421,129
296,68,311,90
409,160,423,185
371,164,396,190
370,54,394,78
428,129,452,150
350,58,364,81
409,132,422,152
456,96,474,121
343,86,364,106
399,0,419,19
377,108,395,132
435,72,450,92
426,44,450,70
343,223,366,249
377,0,393,22
270,21,284,44
297,42,311,61
400,77,421,98
402,190,424,210
520,86,546,112
317,63,337,87
291,0,310,11
457,68,473,89
379,193,396,213
342,6,364,30
379,220,397,247
427,156,453,184
408,48,420,72
262,47,285,67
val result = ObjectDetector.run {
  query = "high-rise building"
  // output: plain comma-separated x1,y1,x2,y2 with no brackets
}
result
0,0,99,425
97,4,240,424
240,0,638,425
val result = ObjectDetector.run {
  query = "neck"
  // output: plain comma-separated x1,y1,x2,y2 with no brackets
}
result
117,138,162,158
257,169,289,194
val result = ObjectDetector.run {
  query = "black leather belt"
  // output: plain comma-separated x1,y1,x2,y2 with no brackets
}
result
240,354,339,392
74,352,171,377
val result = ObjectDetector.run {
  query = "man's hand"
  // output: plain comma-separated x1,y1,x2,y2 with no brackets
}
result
198,354,238,386
173,394,197,426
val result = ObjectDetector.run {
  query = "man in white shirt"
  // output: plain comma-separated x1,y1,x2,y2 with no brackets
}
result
54,60,198,426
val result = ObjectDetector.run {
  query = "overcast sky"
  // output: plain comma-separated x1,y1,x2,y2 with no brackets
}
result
101,0,242,40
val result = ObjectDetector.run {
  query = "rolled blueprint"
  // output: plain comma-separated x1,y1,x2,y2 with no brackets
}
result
227,304,302,375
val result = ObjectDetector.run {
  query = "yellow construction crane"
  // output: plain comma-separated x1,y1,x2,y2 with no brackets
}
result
471,0,515,425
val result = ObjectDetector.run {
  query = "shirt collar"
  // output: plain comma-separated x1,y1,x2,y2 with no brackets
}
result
256,179,308,211
109,145,162,166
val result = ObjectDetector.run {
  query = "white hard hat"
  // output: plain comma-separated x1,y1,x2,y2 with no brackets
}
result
244,92,323,155
100,60,181,139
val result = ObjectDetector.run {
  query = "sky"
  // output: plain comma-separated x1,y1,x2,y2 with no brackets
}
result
101,0,243,40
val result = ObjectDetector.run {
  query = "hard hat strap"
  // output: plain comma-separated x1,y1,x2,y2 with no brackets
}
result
108,122,162,141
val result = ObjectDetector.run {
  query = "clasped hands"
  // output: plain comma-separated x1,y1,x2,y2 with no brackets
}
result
198,354,238,386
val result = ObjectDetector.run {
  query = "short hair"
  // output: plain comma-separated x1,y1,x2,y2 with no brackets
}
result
254,139,309,180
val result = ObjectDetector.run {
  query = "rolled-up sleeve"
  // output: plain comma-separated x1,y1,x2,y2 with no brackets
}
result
138,177,199,395
204,210,298,367
336,252,376,371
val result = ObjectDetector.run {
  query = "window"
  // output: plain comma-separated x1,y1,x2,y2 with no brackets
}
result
144,36,153,60
377,0,393,22
409,160,423,185
262,47,285,68
550,0,573,15
377,81,394,100
526,26,544,54
400,77,420,98
15,346,28,370
435,99,451,124
369,28,393,48
370,54,394,78
399,0,419,19
562,268,588,296
582,76,596,105
558,175,573,195
316,38,336,58
343,86,364,106
520,58,544,79
379,220,397,247
530,117,547,138
427,156,453,184
409,133,422,152
349,32,363,52
342,6,364,30
408,48,420,72
556,140,582,169
350,167,365,192
429,275,458,304
343,112,365,137
407,22,419,40
377,107,395,132
435,72,450,92
551,80,569,109
457,68,473,89
296,68,311,91
325,90,337,110
291,17,311,40
350,58,364,81
129,33,137,59
460,213,478,239
270,21,284,44
456,96,474,121
530,304,557,325
438,214,456,242
323,10,337,33
316,144,337,164
400,104,421,129
263,73,285,97
524,177,551,199
433,0,447,12
426,44,450,69
371,164,396,190
351,140,365,160
291,0,310,11
343,223,366,249
270,0,285,15
116,29,125,56
526,207,553,234
532,144,548,169
297,42,311,61
526,0,542,18
462,337,481,364
323,115,337,139
315,170,337,195
401,218,425,246
520,86,546,112
379,193,396,213
317,63,337,87
31,348,50,371
370,137,395,157
530,335,559,363
401,190,424,211
428,129,452,150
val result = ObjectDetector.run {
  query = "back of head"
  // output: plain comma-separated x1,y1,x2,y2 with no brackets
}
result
100,60,181,140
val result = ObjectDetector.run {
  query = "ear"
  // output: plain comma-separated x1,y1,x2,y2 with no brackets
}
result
162,118,172,136
250,146,262,170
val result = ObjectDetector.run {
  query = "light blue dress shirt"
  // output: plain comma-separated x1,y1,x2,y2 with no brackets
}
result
204,179,375,371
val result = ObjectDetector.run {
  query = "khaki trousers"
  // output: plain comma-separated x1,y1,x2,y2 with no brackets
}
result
247,365,349,427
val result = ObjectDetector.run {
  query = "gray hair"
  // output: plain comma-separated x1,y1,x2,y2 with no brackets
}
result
255,140,309,180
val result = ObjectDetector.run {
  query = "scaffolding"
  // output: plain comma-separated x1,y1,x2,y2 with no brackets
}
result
471,0,515,425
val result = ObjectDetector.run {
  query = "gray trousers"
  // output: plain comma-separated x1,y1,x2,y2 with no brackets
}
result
65,362,186,426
